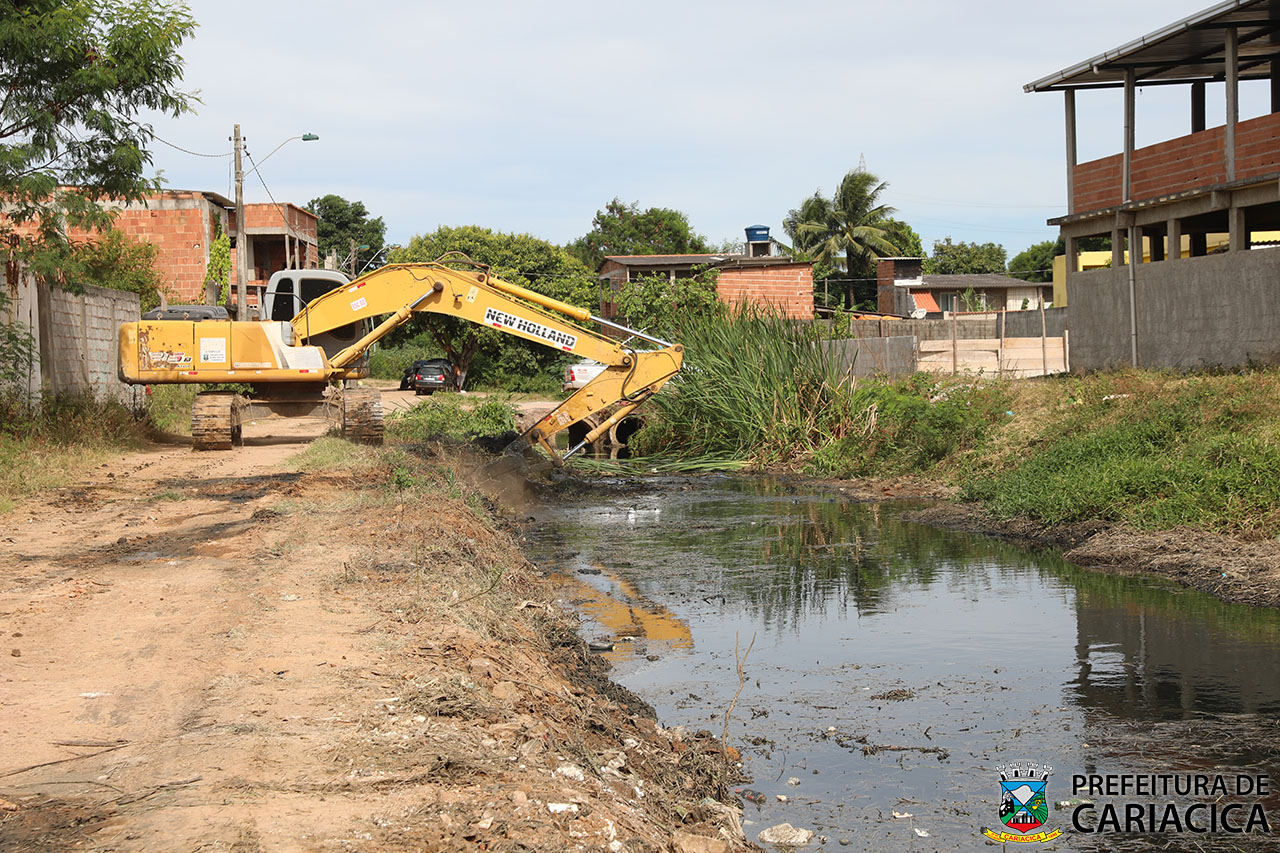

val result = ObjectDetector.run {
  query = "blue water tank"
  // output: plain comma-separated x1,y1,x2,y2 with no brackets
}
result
745,225,770,244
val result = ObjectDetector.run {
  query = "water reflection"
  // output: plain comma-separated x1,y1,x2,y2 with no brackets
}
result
1069,569,1280,719
526,478,1280,850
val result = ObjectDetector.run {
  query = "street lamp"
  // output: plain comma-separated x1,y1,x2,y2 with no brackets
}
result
233,125,319,319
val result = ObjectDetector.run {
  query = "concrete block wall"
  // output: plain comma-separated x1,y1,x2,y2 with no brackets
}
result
1067,250,1280,370
38,282,140,402
824,336,917,378
1,266,42,398
717,263,814,319
839,309,1067,343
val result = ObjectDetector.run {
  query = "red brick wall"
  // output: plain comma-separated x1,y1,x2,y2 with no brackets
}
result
1234,110,1280,181
1072,111,1280,213
240,202,318,241
717,264,814,319
112,200,217,302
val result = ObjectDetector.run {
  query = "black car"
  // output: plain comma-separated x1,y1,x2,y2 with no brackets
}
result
408,358,454,395
398,359,432,391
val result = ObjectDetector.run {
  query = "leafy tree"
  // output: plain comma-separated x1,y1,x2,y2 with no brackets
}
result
617,270,723,340
390,226,596,390
883,218,924,259
568,198,711,269
1008,238,1061,283
0,291,38,395
306,194,386,273
0,0,196,283
783,170,900,308
926,238,1007,276
70,229,168,310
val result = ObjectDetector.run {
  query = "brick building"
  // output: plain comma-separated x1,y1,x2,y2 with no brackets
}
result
1026,0,1280,369
98,190,231,303
229,201,319,294
3,189,319,305
598,227,814,320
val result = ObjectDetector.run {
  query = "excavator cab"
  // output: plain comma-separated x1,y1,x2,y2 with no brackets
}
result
263,269,372,369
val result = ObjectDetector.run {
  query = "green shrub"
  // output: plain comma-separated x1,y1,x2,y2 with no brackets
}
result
387,396,517,442
806,376,1009,478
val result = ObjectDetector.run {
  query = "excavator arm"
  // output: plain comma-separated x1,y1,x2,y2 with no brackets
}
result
292,260,683,464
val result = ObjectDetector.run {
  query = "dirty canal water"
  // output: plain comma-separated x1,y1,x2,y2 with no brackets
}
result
525,478,1280,850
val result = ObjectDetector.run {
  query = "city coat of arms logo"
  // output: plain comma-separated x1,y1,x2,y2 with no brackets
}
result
982,762,1063,843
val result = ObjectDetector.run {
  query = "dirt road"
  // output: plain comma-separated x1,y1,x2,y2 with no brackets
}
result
0,412,745,851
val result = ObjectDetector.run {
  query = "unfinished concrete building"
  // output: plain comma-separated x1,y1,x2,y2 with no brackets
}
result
1027,0,1280,369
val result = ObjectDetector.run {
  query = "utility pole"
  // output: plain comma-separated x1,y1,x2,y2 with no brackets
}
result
349,238,356,277
233,124,248,320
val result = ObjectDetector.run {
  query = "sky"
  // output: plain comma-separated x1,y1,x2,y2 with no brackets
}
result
139,0,1279,265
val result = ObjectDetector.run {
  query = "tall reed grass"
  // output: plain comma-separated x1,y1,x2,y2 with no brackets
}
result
631,308,859,466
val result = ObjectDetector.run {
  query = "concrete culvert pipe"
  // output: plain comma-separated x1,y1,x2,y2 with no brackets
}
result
566,416,604,457
608,415,644,460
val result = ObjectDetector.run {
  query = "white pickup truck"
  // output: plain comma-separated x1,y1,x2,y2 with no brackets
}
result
563,360,605,392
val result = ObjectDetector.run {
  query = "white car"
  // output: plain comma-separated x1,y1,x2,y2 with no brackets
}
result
563,360,606,392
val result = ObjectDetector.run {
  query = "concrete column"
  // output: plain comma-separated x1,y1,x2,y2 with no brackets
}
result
1190,232,1208,257
1226,27,1239,181
1065,89,1077,213
1147,226,1165,262
1127,224,1140,368
1167,217,1183,261
1191,81,1206,133
1112,222,1125,268
1123,69,1136,202
1272,60,1280,114
1229,204,1249,252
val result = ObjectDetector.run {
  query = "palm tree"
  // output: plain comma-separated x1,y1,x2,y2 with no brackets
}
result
783,169,900,309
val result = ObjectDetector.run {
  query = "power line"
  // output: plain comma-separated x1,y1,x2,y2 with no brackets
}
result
891,191,1062,210
138,125,232,159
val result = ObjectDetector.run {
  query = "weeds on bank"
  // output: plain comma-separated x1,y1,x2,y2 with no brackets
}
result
631,308,1010,474
961,370,1280,534
631,308,860,465
0,391,151,511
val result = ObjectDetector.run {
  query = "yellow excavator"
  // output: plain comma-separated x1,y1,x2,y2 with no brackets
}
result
117,257,683,465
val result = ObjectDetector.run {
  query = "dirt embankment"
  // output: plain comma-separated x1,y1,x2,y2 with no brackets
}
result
904,502,1280,609
0,420,748,852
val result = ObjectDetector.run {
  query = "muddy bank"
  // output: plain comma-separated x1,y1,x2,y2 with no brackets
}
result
905,501,1280,609
0,435,749,852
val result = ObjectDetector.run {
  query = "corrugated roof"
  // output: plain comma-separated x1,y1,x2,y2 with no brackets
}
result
603,254,728,265
601,254,808,271
1025,0,1280,92
913,291,941,313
